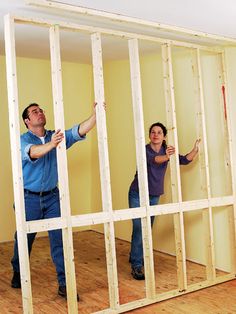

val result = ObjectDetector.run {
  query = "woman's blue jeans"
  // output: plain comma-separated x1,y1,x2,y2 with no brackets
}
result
129,189,159,268
11,188,66,286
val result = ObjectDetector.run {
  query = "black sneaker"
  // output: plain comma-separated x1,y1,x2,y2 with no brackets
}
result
11,271,21,288
131,266,145,280
58,285,80,301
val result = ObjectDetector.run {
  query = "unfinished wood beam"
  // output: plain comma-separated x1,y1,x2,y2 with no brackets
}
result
4,14,33,314
26,0,236,44
191,48,216,281
12,14,224,52
95,273,236,314
49,25,78,312
25,195,234,233
162,43,187,291
91,32,119,310
219,50,236,273
128,38,156,299
4,9,236,314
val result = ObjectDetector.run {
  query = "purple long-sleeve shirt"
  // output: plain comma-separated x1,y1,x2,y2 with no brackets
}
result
129,144,191,196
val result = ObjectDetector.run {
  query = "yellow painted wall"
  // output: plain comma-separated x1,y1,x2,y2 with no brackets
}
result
0,55,15,242
0,55,93,242
1,47,236,272
92,49,235,272
171,49,232,269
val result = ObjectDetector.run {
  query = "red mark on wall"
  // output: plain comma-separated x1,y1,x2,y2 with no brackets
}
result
222,85,227,120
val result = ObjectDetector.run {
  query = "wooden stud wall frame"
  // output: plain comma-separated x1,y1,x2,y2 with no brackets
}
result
4,3,236,313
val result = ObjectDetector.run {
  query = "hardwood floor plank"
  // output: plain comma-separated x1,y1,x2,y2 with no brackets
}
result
0,230,235,313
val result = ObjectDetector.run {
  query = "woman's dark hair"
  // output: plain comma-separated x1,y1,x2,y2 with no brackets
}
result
22,103,39,128
149,122,167,148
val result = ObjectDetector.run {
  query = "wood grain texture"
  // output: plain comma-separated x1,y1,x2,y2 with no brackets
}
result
0,230,235,313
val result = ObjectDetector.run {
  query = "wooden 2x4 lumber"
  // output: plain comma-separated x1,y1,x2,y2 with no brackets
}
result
4,14,33,314
27,216,67,232
49,25,78,312
94,273,236,313
161,43,187,291
4,10,236,314
150,196,234,216
220,51,236,273
192,48,216,281
216,53,231,189
91,32,119,310
11,14,224,52
26,0,236,45
128,38,156,299
25,195,234,234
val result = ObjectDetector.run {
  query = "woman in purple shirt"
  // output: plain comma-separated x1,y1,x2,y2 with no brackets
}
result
129,122,200,280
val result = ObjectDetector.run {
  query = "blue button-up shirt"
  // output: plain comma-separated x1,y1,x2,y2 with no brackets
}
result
21,125,85,192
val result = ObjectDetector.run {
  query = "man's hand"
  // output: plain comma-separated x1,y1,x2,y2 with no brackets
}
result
78,101,106,137
51,129,64,148
93,101,106,113
29,129,64,159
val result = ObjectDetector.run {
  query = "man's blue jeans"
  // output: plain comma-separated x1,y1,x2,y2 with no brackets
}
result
129,189,159,268
11,188,65,286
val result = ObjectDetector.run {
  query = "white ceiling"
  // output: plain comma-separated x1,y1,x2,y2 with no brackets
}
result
1,0,236,63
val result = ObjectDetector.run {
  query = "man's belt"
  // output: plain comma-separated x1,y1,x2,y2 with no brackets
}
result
24,187,58,196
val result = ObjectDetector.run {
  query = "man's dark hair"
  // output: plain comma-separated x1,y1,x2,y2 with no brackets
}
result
149,122,168,148
22,103,39,128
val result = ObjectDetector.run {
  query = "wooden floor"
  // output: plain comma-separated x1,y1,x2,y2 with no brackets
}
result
0,230,235,313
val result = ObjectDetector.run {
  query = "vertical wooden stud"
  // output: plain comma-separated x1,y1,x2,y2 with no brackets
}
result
128,38,156,298
49,25,78,312
4,14,33,313
219,51,236,273
161,43,187,291
91,32,119,309
191,48,216,280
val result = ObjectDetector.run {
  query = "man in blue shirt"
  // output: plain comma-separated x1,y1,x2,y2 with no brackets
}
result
11,102,98,300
